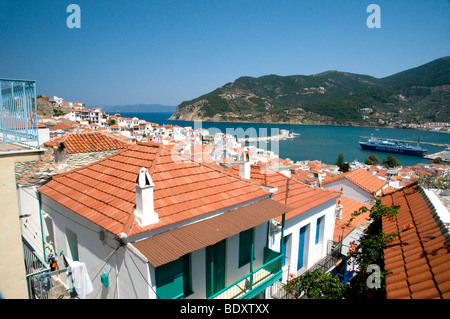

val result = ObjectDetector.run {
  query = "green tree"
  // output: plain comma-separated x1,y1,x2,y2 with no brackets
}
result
345,199,400,299
336,154,350,172
417,174,450,190
283,270,346,299
365,154,380,165
382,156,401,168
336,154,344,167
432,157,443,164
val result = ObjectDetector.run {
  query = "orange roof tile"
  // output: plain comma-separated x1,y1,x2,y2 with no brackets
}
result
133,198,292,267
381,183,450,299
44,131,130,154
323,168,387,194
334,196,371,242
49,123,74,130
38,143,269,236
227,164,340,220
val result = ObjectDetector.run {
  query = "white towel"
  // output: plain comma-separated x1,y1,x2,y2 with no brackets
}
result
67,261,94,299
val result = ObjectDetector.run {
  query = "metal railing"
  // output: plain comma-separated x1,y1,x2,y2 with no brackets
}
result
307,240,345,274
209,248,283,299
22,237,49,277
22,237,51,298
270,280,295,299
0,79,39,148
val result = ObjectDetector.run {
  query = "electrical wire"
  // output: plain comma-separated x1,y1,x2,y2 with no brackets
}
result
125,247,160,299
90,246,120,282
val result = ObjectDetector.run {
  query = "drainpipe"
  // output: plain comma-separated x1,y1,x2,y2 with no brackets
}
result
280,213,286,259
37,191,46,259
250,236,254,290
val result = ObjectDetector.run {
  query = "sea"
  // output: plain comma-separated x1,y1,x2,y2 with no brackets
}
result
120,112,450,167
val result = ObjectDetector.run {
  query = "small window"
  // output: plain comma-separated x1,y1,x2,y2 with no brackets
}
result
65,228,79,261
315,216,324,245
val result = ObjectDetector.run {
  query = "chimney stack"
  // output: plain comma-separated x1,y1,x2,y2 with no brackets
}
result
239,148,251,179
54,143,68,173
335,199,343,220
134,167,159,226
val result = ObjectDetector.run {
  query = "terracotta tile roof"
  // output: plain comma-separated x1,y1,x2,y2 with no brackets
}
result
381,183,450,299
323,168,387,194
49,123,74,130
132,198,292,267
227,164,340,221
38,143,269,236
44,131,131,154
334,196,371,242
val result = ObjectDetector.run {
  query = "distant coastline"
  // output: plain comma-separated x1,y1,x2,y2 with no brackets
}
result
98,104,177,114
127,111,449,134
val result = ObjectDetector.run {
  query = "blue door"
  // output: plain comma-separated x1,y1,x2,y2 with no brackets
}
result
297,226,307,270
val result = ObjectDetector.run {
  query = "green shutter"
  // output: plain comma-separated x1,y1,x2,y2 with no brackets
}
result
206,239,226,298
155,254,191,299
239,228,254,268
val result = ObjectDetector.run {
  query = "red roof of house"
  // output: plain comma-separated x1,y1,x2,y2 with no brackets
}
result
381,183,450,299
48,123,74,130
227,164,340,220
44,132,130,154
333,196,371,242
323,168,387,194
38,143,269,236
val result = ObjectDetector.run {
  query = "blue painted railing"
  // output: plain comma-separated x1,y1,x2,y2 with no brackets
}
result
0,78,39,148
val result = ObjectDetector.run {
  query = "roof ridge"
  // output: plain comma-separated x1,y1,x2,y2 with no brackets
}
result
148,143,164,175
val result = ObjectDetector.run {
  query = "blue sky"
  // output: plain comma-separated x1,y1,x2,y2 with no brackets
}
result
0,0,449,107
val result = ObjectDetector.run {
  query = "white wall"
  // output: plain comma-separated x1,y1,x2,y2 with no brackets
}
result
38,128,50,145
39,194,153,299
18,186,45,260
37,193,275,299
270,198,337,281
324,179,371,204
186,221,268,299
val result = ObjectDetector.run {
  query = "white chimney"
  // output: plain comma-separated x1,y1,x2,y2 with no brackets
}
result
239,149,251,179
134,167,159,226
335,199,343,220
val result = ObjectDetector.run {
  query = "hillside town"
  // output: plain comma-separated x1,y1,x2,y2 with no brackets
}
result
2,90,450,301
37,96,450,189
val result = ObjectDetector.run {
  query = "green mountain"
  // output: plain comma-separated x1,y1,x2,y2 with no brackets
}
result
170,56,450,125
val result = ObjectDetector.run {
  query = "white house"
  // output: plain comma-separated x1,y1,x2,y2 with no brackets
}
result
227,163,341,283
322,168,387,204
26,142,291,299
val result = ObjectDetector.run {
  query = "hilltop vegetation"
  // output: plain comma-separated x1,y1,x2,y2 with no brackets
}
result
170,56,450,125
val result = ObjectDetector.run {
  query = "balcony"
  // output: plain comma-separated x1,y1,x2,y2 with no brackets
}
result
209,247,283,299
1,79,39,149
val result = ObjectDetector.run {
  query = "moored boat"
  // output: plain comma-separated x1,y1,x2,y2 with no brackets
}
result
359,137,427,156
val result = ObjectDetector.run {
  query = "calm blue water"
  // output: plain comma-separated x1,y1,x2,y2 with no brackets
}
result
121,112,450,167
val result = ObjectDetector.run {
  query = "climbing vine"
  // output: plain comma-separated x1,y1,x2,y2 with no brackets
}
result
283,270,346,299
344,199,400,299
283,199,402,299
